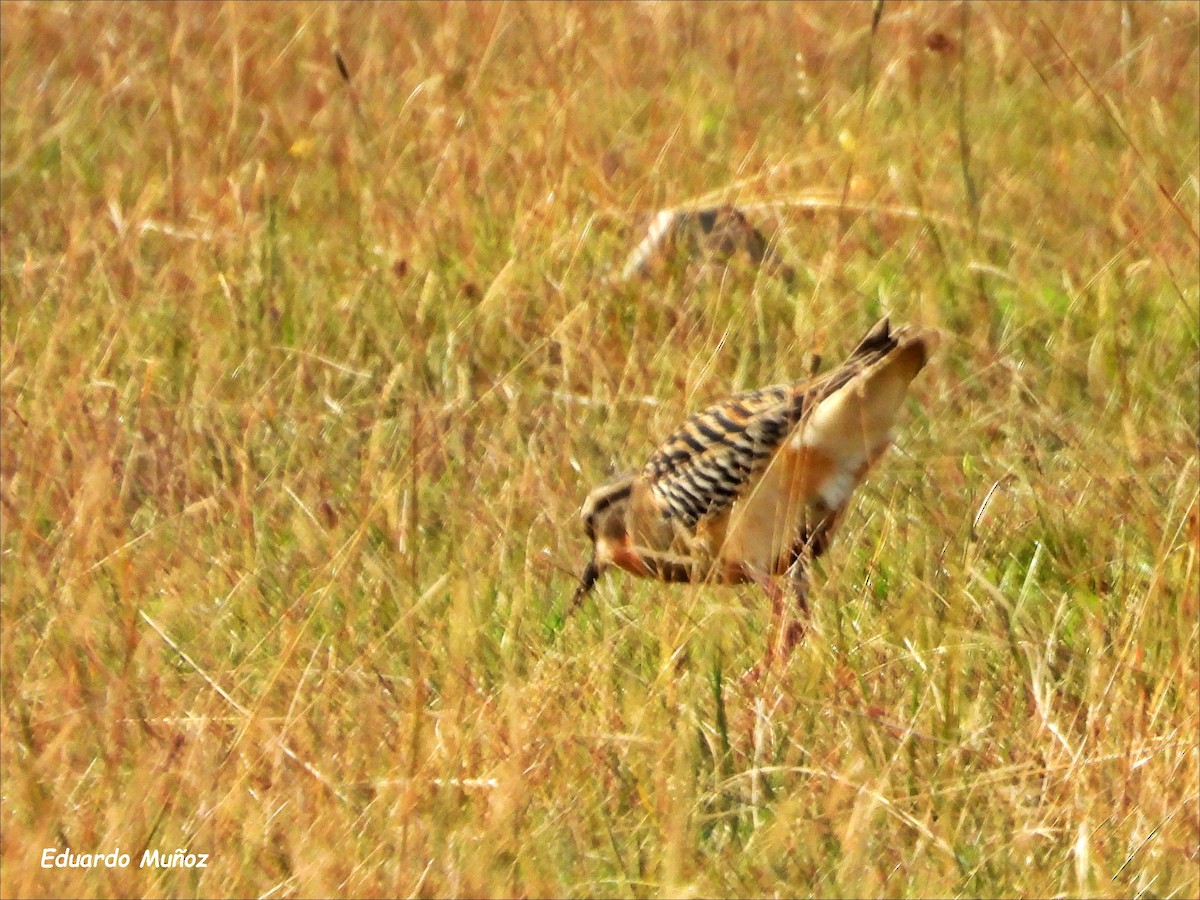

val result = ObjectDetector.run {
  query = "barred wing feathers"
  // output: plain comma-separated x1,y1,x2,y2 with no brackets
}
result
641,318,918,529
642,384,803,527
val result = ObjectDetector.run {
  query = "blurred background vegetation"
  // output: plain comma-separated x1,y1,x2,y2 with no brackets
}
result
1,2,1196,897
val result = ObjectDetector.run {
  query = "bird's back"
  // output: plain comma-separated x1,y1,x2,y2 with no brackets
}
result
642,319,936,578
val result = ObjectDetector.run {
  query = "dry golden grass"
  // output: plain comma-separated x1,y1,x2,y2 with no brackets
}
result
1,2,1197,897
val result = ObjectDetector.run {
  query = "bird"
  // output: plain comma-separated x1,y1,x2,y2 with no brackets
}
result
619,205,795,284
570,317,937,670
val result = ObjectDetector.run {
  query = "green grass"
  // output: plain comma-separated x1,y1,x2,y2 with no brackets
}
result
2,2,1197,897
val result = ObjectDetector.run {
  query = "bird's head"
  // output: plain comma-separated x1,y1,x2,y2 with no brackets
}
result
570,473,636,610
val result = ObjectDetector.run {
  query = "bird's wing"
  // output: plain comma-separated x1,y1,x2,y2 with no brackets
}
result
642,383,803,527
641,317,935,530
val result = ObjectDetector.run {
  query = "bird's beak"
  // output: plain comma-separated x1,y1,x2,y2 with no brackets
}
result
568,558,603,614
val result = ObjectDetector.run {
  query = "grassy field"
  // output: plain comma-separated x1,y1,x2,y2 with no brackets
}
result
2,2,1197,897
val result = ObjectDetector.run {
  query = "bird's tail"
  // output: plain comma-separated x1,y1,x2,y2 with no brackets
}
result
798,318,937,463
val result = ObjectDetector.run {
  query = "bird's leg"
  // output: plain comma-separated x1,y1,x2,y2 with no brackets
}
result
776,508,838,656
741,571,786,683
746,543,815,682
780,560,811,655
762,559,811,671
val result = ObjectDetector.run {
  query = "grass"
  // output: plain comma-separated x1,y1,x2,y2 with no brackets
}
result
1,2,1197,897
